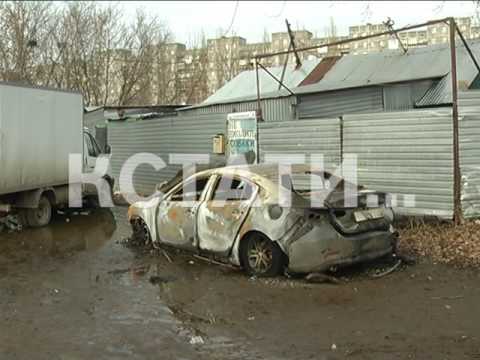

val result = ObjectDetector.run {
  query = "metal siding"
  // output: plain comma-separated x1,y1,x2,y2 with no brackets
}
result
459,91,480,218
297,87,384,119
179,97,296,122
109,113,227,196
258,118,341,175
0,84,83,195
83,109,105,133
343,109,454,218
416,75,451,106
383,80,433,111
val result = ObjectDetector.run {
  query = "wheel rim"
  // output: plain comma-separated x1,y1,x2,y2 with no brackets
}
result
247,237,273,274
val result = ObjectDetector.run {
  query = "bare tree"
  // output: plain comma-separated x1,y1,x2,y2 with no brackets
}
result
184,31,209,104
0,1,55,83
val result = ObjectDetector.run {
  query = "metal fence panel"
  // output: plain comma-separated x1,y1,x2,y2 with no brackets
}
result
108,113,227,196
459,91,480,218
343,109,454,218
258,118,342,188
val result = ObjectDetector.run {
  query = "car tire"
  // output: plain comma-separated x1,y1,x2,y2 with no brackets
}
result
26,195,52,227
130,217,152,247
240,232,285,277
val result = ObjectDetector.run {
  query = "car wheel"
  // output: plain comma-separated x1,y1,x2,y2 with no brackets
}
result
130,217,152,247
26,195,52,227
240,232,285,277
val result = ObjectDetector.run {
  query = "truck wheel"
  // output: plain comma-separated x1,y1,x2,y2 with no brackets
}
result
26,195,52,227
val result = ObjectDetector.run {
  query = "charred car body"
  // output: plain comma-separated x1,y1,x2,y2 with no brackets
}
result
128,164,397,276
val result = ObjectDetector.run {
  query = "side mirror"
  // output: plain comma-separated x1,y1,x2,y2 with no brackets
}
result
104,144,112,154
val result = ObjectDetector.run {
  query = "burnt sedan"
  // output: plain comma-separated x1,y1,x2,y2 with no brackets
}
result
128,164,397,277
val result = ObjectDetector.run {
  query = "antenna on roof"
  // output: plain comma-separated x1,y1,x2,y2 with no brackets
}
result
384,17,407,54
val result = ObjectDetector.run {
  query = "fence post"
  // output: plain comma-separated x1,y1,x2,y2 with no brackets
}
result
449,17,462,225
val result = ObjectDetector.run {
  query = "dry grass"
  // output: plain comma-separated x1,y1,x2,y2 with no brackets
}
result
398,219,480,268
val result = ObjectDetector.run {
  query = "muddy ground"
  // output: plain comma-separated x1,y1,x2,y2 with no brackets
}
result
0,208,479,360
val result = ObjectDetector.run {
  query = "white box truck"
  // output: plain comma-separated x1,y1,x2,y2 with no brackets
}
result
0,83,114,227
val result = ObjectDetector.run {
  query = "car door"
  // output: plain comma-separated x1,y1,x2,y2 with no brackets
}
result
156,175,211,250
196,174,257,255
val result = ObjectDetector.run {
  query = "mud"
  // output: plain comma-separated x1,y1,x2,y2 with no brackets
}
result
0,208,479,359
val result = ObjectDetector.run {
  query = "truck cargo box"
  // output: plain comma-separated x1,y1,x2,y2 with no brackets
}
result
0,83,83,196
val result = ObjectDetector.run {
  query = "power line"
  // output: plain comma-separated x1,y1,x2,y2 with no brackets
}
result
220,1,240,37
267,1,286,18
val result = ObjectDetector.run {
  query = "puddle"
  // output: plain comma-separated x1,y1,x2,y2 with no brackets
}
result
0,209,117,261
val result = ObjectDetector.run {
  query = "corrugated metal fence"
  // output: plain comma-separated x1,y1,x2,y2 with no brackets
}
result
258,110,456,218
343,109,454,218
258,118,341,169
459,91,480,218
109,113,227,195
108,93,480,219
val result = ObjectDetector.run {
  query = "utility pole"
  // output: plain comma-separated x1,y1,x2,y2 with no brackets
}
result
278,19,302,91
286,19,302,69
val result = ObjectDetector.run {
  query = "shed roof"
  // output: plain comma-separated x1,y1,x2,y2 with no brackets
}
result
201,58,320,105
295,42,480,95
183,40,480,110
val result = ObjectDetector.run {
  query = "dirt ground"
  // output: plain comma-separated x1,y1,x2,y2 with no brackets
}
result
0,208,479,360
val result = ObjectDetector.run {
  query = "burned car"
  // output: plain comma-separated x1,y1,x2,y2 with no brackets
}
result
128,164,397,276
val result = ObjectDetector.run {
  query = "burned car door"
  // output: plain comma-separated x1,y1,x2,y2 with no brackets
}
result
156,176,210,250
196,175,257,255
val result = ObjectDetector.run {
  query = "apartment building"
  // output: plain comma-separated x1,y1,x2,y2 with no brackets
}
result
140,16,480,104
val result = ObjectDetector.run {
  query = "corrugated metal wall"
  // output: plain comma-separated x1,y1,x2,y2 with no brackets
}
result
179,96,296,122
258,118,341,169
108,113,227,196
383,80,434,111
297,87,384,119
459,91,480,218
343,109,454,218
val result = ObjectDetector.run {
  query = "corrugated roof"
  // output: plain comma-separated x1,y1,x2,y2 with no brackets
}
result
200,59,320,105
295,43,470,94
415,75,450,106
183,40,480,110
299,56,341,86
415,42,480,106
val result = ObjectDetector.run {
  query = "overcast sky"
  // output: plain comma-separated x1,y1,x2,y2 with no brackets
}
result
117,1,478,45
